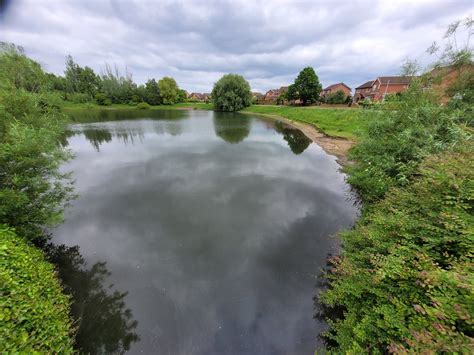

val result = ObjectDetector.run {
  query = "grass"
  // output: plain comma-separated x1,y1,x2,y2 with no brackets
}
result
243,105,365,140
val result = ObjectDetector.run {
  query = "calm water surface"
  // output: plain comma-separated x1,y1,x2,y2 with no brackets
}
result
53,109,358,354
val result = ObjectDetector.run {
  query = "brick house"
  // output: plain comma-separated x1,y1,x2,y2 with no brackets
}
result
188,93,211,102
354,76,412,102
263,86,288,104
320,82,351,99
252,92,265,104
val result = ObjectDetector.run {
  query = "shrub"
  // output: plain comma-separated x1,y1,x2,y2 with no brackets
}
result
326,90,347,104
136,102,150,109
0,225,73,353
318,141,474,353
95,92,110,105
68,92,92,104
0,50,74,241
211,74,252,112
346,80,463,203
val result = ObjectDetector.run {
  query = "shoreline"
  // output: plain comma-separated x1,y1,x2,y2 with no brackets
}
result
242,111,355,167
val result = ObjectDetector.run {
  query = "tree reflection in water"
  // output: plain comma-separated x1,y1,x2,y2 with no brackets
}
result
275,121,312,154
40,242,139,354
213,112,251,144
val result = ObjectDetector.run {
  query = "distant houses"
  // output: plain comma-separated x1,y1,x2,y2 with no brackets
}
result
252,92,265,104
353,76,412,103
188,92,211,103
320,82,351,99
263,86,288,104
185,73,430,106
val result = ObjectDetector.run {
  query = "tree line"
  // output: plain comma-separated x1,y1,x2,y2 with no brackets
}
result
46,54,187,106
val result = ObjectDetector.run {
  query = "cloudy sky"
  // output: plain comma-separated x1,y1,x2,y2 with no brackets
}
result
0,0,472,93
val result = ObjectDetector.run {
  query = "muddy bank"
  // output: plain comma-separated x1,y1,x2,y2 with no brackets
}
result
244,112,355,167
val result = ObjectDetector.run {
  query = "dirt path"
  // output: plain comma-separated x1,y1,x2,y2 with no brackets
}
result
244,112,355,167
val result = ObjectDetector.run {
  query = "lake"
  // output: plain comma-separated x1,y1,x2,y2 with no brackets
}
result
52,109,358,354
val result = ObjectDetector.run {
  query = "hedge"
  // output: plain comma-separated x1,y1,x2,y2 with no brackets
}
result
319,141,474,353
0,225,74,352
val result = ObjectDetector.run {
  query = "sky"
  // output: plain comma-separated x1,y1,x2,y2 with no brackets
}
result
0,0,472,93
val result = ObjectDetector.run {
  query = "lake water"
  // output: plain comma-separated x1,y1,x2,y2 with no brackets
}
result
53,109,358,354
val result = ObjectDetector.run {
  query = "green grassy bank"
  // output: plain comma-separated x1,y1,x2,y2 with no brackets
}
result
243,105,363,140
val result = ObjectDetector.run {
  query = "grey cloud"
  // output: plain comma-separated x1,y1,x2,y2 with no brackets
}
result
0,0,471,92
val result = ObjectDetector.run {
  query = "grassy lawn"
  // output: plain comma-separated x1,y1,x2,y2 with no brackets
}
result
243,105,366,140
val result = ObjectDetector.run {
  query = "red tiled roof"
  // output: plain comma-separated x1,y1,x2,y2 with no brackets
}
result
323,82,351,91
355,80,374,89
377,76,413,85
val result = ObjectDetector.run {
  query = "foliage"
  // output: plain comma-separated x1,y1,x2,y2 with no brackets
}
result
95,92,111,106
143,78,162,105
177,88,188,103
136,102,150,109
0,43,47,92
287,66,322,105
211,74,252,112
0,47,74,241
325,90,348,104
100,64,137,104
64,55,100,97
0,225,73,353
346,80,463,203
318,141,474,353
158,76,179,105
243,105,363,139
429,17,473,126
67,92,92,104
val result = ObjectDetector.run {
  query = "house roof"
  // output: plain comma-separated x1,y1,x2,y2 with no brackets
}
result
265,89,280,95
355,80,374,89
323,82,351,91
377,76,413,85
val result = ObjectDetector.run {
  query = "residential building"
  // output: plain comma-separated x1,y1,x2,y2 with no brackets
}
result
354,76,412,102
263,86,288,104
320,82,351,98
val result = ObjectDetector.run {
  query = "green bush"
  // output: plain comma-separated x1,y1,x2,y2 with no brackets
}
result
319,141,474,353
0,50,74,241
346,80,463,203
326,90,348,104
68,92,91,103
0,225,73,353
95,92,110,105
212,74,252,112
136,102,150,109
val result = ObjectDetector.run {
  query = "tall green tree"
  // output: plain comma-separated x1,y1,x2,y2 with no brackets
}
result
64,55,100,97
211,74,252,112
158,77,178,104
99,64,137,104
288,67,322,105
144,78,161,105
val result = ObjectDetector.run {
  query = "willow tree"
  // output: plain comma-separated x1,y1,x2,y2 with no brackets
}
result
211,74,252,112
